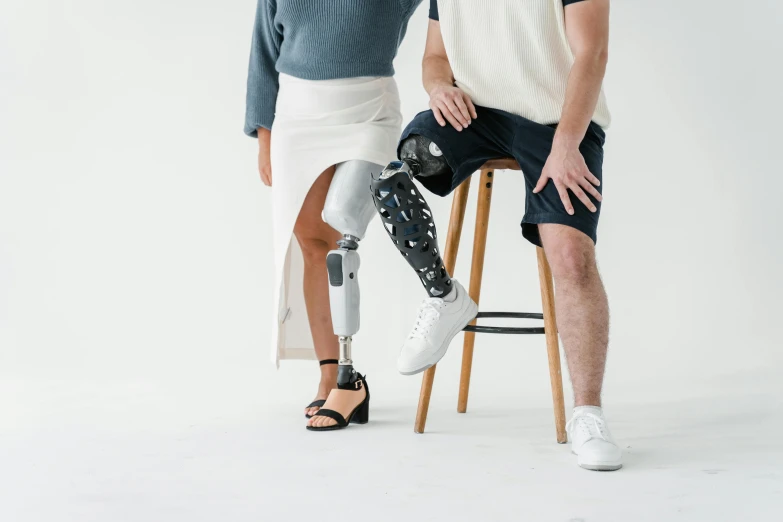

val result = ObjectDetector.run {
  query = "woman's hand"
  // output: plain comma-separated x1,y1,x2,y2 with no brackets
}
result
257,128,272,186
429,83,477,132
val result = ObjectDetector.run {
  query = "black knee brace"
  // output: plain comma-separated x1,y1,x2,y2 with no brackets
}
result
398,134,452,178
370,160,453,298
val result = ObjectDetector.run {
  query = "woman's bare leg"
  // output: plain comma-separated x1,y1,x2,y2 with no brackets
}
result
294,166,342,417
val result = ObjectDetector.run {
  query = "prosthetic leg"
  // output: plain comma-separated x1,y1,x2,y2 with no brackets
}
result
370,135,481,376
322,161,380,388
370,135,455,298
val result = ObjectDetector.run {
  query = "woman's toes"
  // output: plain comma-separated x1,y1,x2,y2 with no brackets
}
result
307,415,336,429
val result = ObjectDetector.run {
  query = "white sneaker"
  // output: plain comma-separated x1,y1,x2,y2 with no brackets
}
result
566,406,623,471
398,279,478,375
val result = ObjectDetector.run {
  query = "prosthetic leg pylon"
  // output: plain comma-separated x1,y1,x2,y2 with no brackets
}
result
322,161,379,387
325,235,362,387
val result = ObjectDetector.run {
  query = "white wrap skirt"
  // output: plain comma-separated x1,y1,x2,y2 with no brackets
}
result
269,73,402,365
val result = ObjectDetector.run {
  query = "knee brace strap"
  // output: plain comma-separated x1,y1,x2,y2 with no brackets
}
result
370,163,452,297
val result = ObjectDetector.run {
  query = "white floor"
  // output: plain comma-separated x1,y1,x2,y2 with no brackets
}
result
2,374,781,522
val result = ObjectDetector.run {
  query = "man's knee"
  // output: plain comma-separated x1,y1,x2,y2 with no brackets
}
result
540,226,597,284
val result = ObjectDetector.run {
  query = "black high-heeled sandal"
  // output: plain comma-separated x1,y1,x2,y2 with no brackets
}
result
306,373,370,431
304,359,338,419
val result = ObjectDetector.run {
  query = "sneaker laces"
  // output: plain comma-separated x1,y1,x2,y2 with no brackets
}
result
408,298,446,340
566,412,611,442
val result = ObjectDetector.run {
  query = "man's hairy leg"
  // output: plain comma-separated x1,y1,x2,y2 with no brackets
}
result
539,224,609,407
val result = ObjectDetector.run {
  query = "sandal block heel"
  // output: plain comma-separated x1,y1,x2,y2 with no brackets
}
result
350,388,370,425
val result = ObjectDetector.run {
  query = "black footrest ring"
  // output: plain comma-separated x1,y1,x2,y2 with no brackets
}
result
463,312,545,335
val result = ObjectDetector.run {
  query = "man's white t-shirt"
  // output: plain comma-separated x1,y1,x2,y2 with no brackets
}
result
429,0,611,128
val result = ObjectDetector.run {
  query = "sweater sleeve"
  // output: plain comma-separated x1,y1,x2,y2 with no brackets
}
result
244,0,282,137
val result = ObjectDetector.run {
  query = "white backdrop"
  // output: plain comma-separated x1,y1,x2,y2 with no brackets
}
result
2,0,783,430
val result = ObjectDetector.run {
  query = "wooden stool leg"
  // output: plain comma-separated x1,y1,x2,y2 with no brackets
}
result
414,179,471,433
457,170,494,413
536,247,567,443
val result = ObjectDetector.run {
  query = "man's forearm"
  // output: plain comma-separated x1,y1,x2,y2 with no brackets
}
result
422,56,454,95
554,52,608,148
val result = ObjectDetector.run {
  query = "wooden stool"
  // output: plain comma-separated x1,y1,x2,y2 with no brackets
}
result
413,166,567,443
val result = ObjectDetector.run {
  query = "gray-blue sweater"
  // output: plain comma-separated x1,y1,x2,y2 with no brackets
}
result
244,0,423,138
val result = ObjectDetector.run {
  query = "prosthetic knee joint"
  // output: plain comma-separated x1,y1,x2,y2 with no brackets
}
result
322,162,378,387
370,135,454,298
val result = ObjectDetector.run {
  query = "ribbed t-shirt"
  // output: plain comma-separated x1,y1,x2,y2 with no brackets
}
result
428,0,611,128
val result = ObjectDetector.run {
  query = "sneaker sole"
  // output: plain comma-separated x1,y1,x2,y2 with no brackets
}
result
573,451,623,471
398,298,479,376
579,462,623,472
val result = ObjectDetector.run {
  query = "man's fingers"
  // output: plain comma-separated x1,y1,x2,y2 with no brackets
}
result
464,95,478,119
439,102,464,131
533,174,549,194
578,177,603,202
430,86,477,128
453,95,472,125
554,180,575,215
586,170,601,187
444,99,469,128
569,183,596,213
432,105,447,127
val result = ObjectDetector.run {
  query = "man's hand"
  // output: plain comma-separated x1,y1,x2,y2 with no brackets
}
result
429,83,477,132
257,128,272,186
537,0,609,214
422,19,477,132
534,142,601,215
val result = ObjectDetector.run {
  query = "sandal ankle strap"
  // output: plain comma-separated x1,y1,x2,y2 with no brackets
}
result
319,359,339,366
337,373,366,391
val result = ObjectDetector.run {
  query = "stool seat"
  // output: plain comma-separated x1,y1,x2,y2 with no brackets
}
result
480,158,521,170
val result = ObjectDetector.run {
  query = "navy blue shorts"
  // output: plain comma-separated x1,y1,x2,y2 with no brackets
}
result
398,106,606,247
